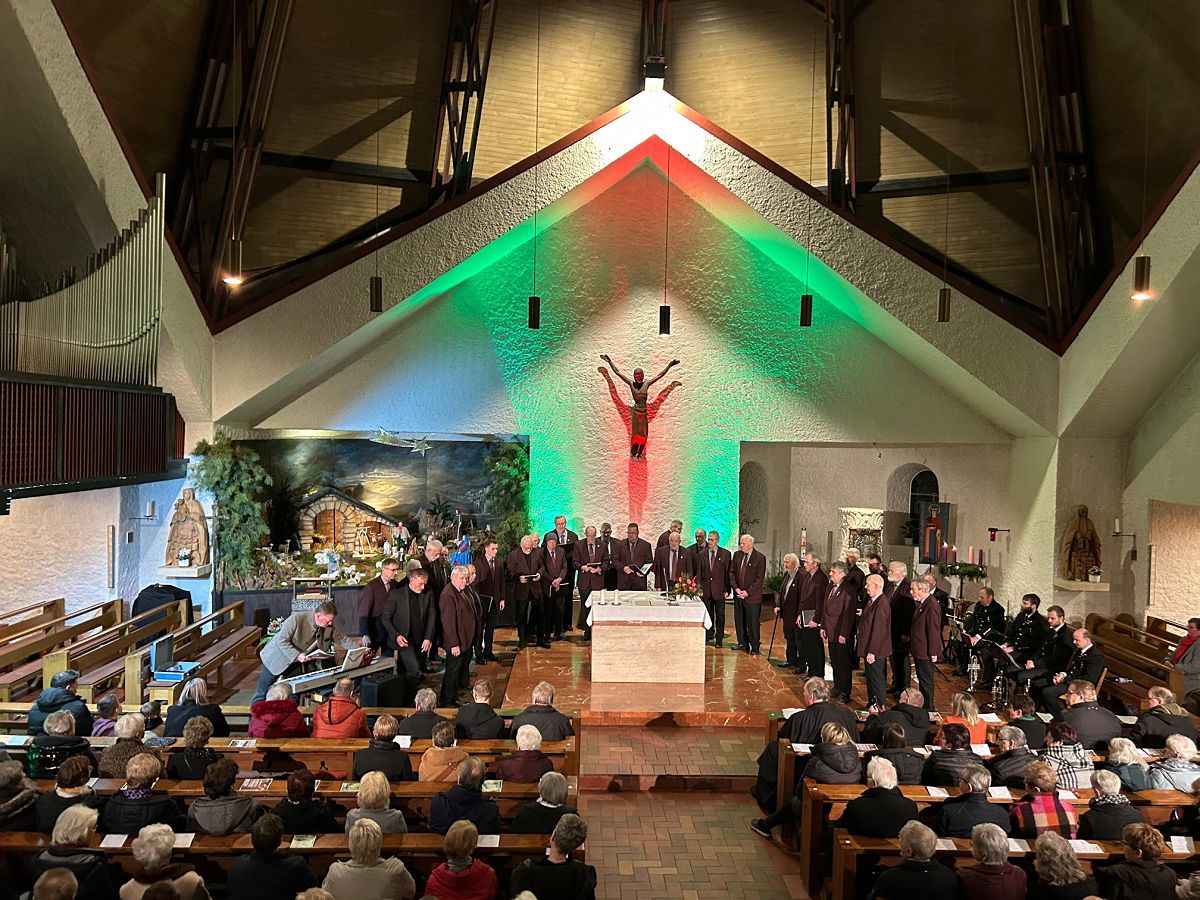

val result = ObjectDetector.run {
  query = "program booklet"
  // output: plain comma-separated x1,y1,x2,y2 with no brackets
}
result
241,778,273,791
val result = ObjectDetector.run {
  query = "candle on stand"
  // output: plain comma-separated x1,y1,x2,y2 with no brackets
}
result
1114,517,1121,534
941,542,949,563
967,545,974,565
951,546,958,564
977,548,984,566
800,528,808,554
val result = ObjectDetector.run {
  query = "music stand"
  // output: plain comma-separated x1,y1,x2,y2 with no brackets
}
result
980,640,1020,711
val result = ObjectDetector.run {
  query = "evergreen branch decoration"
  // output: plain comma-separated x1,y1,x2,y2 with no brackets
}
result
189,436,272,590
937,561,988,581
483,440,531,557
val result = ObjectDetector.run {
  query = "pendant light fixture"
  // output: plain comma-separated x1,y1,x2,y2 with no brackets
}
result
222,14,244,289
369,15,383,314
936,29,955,322
1131,2,1154,302
527,1,542,329
800,23,819,327
659,144,671,335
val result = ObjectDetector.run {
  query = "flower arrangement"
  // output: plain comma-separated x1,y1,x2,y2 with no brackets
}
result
673,574,701,600
937,561,988,581
176,547,192,565
258,616,285,648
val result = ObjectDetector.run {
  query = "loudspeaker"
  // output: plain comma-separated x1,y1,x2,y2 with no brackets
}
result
359,670,409,707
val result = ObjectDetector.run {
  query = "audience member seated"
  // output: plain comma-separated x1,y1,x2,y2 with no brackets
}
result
921,723,984,787
91,696,121,739
139,702,163,735
424,819,500,900
836,757,918,837
164,679,229,738
1148,734,1200,791
1180,872,1200,900
98,754,183,835
1095,821,1177,900
321,818,415,900
29,671,94,738
511,681,575,741
97,715,158,780
1131,686,1198,749
1055,680,1120,751
35,756,101,835
1010,761,1076,839
494,725,554,783
512,771,576,834
31,711,97,779
956,822,1026,900
1101,736,1151,792
861,688,930,746
351,714,413,781
418,720,469,782
166,717,219,781
863,723,924,785
510,813,598,900
272,769,339,835
395,689,448,740
186,758,264,835
805,722,862,783
1077,769,1144,841
32,869,79,900
943,691,987,744
933,764,1011,837
226,814,319,900
1030,831,1097,900
247,682,309,739
1005,694,1047,749
345,770,407,834
1039,722,1093,791
779,677,859,743
0,760,38,831
30,806,119,900
865,820,957,900
120,823,210,900
430,757,500,835
455,680,505,740
988,725,1038,788
311,678,370,739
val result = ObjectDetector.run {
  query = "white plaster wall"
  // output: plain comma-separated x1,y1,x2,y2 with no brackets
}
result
1149,500,1200,625
0,488,120,613
740,443,792,563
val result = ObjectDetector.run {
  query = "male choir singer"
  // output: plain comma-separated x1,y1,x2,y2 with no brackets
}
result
730,534,766,656
540,535,570,642
615,523,653,590
382,568,435,704
857,574,892,708
357,557,401,655
819,562,856,703
506,535,543,650
653,531,694,591
573,526,609,636
796,553,829,678
773,554,803,670
473,539,503,662
909,578,944,711
438,565,482,706
700,531,732,647
543,515,578,635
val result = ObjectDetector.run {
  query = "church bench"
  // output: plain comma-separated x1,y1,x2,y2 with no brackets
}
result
0,599,65,642
0,600,124,701
145,602,261,704
793,778,1195,898
1085,613,1184,708
829,829,1198,900
1147,615,1188,645
41,599,187,702
0,831,569,885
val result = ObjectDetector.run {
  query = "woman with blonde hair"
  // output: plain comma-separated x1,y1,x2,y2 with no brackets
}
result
164,678,230,738
803,722,862,784
30,806,120,900
344,770,407,833
322,817,415,899
120,823,210,900
1100,736,1150,791
424,819,499,899
1096,822,1176,899
1031,830,1096,900
943,691,986,744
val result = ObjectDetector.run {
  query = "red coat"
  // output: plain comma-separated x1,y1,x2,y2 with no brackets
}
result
310,696,370,739
247,699,310,738
424,858,499,900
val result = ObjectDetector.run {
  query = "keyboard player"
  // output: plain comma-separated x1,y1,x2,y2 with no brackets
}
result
254,600,366,702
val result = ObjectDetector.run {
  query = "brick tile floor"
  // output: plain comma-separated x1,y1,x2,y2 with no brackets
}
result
583,726,762,777
579,791,808,899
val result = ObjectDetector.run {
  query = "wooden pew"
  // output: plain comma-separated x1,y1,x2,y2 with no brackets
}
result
0,600,124,701
795,778,1196,898
1147,615,1188,646
1086,613,1183,707
41,600,187,701
145,602,261,704
830,829,1198,900
0,599,65,642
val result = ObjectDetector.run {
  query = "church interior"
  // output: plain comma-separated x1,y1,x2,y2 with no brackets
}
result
3,0,1200,897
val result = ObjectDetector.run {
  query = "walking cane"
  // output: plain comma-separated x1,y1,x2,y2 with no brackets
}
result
766,612,780,663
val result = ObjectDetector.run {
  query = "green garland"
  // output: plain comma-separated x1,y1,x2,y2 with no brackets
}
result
483,440,531,557
937,561,988,581
189,436,272,590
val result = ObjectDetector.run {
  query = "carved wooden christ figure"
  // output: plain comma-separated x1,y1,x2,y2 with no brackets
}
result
598,354,681,459
165,487,210,567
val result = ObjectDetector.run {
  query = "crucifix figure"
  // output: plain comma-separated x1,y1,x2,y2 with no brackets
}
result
598,354,681,459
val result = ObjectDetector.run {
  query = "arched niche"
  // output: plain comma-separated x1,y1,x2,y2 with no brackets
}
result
739,460,769,539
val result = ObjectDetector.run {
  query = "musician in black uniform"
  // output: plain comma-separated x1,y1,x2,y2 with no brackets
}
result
999,593,1047,666
1011,604,1074,686
958,586,1007,682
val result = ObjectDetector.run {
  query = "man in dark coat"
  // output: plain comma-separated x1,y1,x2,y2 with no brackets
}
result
1056,679,1122,750
837,756,919,837
573,525,609,636
656,520,683,548
988,725,1039,788
908,578,944,711
419,540,451,667
773,554,804,670
884,563,915,695
455,680,505,739
819,563,857,702
653,531,695,594
28,671,93,737
1131,686,1199,749
505,534,543,651
539,535,570,644
861,821,957,900
614,522,654,590
356,558,401,654
777,677,859,743
396,688,448,740
699,530,732,647
795,553,829,677
438,566,482,707
857,574,893,708
510,681,575,741
543,515,579,635
473,539,504,661
730,534,767,655
688,528,707,558
932,764,1012,838
381,568,434,701
429,758,500,835
862,688,931,745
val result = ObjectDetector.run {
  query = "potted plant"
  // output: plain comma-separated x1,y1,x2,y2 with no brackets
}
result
1088,566,1102,583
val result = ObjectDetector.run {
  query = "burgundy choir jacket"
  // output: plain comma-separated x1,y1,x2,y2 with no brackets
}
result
572,539,609,592
505,548,543,603
472,552,504,603
541,529,579,568
909,596,944,661
821,581,856,643
730,548,767,604
798,567,830,623
615,537,654,589
698,546,732,601
653,544,695,590
539,545,570,593
439,584,482,653
884,578,916,645
775,568,804,623
857,592,893,659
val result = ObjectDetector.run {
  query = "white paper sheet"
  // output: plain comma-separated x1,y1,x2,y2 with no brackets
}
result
927,787,949,798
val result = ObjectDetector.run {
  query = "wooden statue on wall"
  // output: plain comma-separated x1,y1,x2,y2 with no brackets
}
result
598,354,681,459
1060,503,1101,580
165,487,210,567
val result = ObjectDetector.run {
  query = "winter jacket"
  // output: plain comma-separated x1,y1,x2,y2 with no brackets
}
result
424,858,499,900
394,710,448,740
867,858,957,900
510,705,574,741
166,747,221,781
30,846,121,900
1101,761,1151,792
509,857,598,900
1039,742,1094,790
247,699,310,739
802,742,862,784
418,746,469,782
35,789,102,834
186,793,265,835
1057,701,1122,752
225,852,318,900
164,700,230,738
493,749,554,783
344,806,408,834
861,703,930,746
429,784,500,835
933,791,1012,838
271,797,340,834
1095,859,1178,900
955,862,1027,900
321,857,416,900
351,741,414,781
119,863,211,900
1130,704,1198,749
98,790,184,835
921,748,985,787
987,747,1038,788
778,702,860,744
27,687,94,738
97,739,159,780
0,783,38,831
863,748,924,784
454,702,505,740
1147,757,1200,792
511,801,575,834
836,786,918,837
28,734,97,779
1076,796,1144,840
310,696,370,739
